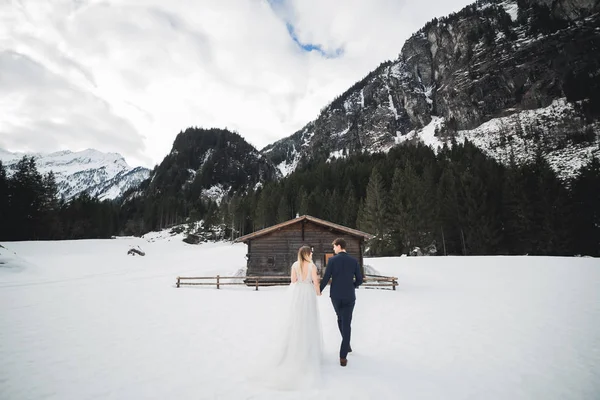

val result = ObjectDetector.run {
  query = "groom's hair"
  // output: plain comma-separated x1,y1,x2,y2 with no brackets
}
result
332,238,347,249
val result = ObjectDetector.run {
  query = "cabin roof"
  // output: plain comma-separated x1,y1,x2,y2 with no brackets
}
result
234,215,374,243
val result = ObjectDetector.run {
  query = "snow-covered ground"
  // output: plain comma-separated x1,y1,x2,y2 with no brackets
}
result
1,238,599,399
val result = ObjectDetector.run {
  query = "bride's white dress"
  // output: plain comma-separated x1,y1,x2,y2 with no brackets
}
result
253,261,324,390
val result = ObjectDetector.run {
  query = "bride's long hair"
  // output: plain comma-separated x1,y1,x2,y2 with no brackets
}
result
297,246,312,276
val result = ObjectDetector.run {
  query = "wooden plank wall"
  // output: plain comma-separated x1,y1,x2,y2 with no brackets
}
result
246,221,362,276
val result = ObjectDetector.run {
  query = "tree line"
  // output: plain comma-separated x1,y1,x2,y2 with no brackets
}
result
226,141,599,257
1,141,598,257
0,157,121,241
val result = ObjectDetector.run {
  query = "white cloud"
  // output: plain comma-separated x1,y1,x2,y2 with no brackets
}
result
0,0,474,167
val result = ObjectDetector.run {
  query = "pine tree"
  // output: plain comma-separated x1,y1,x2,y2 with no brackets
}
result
297,187,309,216
277,194,291,223
42,172,59,209
389,168,409,253
321,189,332,221
388,164,435,254
361,167,388,255
501,167,533,254
457,163,502,255
307,191,321,218
254,190,269,229
10,156,45,240
436,166,461,255
570,157,600,256
415,165,437,250
356,199,365,231
342,182,358,228
41,171,61,239
227,195,240,240
528,155,570,255
203,200,220,233
323,189,342,224
0,161,9,240
187,207,202,234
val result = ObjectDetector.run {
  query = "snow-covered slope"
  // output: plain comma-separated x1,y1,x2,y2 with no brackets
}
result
0,148,150,200
395,99,600,180
0,239,599,399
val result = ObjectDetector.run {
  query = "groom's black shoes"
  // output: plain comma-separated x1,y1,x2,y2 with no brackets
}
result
340,358,348,367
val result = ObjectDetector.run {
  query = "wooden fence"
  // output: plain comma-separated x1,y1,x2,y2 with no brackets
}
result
176,274,398,291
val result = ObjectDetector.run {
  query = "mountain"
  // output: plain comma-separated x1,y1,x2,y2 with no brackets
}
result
0,149,150,200
142,127,280,205
263,0,600,180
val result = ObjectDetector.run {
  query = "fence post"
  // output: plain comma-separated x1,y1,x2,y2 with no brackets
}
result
255,277,259,291
177,277,180,288
393,278,397,291
217,275,220,290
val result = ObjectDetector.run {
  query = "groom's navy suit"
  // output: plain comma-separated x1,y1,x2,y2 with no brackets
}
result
320,251,363,359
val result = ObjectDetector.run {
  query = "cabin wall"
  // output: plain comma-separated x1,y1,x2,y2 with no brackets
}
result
246,221,362,276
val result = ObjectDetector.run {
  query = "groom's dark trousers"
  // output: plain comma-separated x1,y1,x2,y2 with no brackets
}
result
320,252,363,359
331,298,355,359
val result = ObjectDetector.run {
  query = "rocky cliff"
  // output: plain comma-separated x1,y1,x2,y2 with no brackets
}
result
144,128,280,204
264,0,600,179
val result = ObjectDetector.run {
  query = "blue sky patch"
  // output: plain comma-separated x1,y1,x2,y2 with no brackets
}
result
285,23,344,58
266,0,343,58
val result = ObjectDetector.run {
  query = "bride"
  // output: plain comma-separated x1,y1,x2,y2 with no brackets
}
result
253,245,324,390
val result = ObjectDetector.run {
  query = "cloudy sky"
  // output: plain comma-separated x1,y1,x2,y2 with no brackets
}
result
0,0,473,167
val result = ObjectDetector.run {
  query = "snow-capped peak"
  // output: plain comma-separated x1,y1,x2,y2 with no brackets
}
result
1,148,150,200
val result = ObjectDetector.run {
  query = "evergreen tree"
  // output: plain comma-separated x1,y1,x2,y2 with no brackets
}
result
436,166,461,255
501,167,532,254
0,161,9,240
254,190,269,229
388,164,436,254
297,187,309,216
227,195,240,240
389,168,409,253
323,189,342,224
41,171,62,239
456,163,502,255
570,157,600,256
42,172,59,209
187,207,202,234
356,199,366,230
342,182,358,228
360,167,389,255
10,156,44,240
203,200,220,232
307,191,322,218
321,189,332,221
277,194,291,223
527,156,571,255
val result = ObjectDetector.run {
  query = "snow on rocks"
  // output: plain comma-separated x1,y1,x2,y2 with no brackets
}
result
396,116,445,152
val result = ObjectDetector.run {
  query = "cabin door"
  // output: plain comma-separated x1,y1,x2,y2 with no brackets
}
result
323,253,335,276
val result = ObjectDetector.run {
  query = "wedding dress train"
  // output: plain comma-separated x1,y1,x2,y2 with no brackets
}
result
253,262,324,390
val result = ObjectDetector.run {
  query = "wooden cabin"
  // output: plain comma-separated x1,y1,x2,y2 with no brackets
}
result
234,215,374,278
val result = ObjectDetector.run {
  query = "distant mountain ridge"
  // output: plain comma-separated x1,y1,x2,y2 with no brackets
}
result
143,127,280,203
117,127,281,233
0,148,150,200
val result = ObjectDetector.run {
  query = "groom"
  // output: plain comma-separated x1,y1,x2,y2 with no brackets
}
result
320,238,363,367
